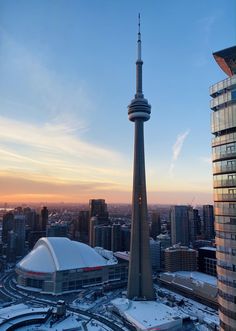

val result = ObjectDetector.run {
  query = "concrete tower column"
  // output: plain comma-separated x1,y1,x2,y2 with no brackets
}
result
127,14,155,300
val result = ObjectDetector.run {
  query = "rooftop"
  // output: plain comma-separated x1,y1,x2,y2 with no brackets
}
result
199,246,216,252
213,46,236,76
111,298,182,330
17,237,115,273
164,271,217,286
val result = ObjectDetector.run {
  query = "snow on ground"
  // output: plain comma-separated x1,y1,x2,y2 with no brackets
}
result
0,304,113,331
16,315,112,331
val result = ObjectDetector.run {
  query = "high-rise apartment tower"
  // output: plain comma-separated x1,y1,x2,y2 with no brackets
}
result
210,46,236,331
203,205,215,240
170,205,190,246
127,15,154,300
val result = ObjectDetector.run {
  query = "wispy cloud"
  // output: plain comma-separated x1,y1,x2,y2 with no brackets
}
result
193,13,220,68
0,29,132,202
0,28,92,126
0,115,130,185
200,156,212,164
169,130,190,177
201,15,217,45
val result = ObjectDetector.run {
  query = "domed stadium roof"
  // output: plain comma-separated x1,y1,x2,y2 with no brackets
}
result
17,237,109,273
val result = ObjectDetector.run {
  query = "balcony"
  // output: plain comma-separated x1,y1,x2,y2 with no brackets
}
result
215,223,236,232
213,164,236,175
214,193,236,202
214,207,236,216
212,132,236,147
213,179,236,188
210,92,232,110
210,76,236,97
212,151,236,162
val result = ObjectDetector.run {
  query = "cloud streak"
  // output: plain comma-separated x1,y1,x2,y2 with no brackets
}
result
0,115,131,186
169,130,190,177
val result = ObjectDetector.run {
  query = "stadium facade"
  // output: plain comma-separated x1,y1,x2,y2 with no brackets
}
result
16,237,127,294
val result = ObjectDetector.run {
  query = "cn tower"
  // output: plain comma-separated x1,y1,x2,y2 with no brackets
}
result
127,15,155,300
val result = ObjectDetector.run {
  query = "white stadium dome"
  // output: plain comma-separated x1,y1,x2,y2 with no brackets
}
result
17,237,109,273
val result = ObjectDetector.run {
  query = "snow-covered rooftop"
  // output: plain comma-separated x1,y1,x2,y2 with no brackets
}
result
199,246,216,251
17,237,112,273
114,251,130,261
168,271,217,286
111,298,182,330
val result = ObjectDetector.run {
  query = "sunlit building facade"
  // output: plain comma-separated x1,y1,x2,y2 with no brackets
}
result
210,46,236,331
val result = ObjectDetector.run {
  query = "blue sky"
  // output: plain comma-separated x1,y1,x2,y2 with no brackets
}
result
0,0,235,204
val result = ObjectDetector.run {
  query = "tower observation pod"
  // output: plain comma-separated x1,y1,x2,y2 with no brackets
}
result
127,14,155,300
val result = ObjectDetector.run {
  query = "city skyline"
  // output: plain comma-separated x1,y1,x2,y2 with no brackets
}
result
0,0,235,204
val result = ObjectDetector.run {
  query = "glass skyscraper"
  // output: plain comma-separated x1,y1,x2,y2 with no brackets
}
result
210,46,236,331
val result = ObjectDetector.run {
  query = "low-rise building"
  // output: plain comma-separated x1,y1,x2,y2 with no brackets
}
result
111,298,183,331
159,271,217,306
164,245,197,272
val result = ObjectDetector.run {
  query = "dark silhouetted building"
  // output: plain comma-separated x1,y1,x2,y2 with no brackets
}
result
93,225,111,250
203,205,215,240
41,206,48,232
111,224,122,252
121,226,131,251
198,247,217,277
47,224,68,237
89,200,109,246
89,199,108,218
150,211,161,239
2,212,14,244
78,210,89,242
14,215,26,257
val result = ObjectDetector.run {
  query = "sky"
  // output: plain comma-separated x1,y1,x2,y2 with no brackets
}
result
0,0,235,205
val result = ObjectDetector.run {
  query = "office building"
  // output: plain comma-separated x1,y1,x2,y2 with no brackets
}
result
41,206,48,232
188,207,199,243
127,16,154,299
2,213,26,259
203,205,215,240
150,211,161,239
93,225,111,250
6,230,17,262
89,199,108,218
210,45,236,330
2,212,14,244
89,200,109,246
47,223,68,237
149,239,161,271
198,246,217,277
164,246,197,272
24,208,39,232
77,210,89,242
14,215,26,257
111,224,122,252
120,225,131,251
170,205,190,246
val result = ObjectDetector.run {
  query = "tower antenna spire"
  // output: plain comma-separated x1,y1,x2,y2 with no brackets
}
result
137,13,142,61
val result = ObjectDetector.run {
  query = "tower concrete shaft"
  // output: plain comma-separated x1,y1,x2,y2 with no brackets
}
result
127,15,154,300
